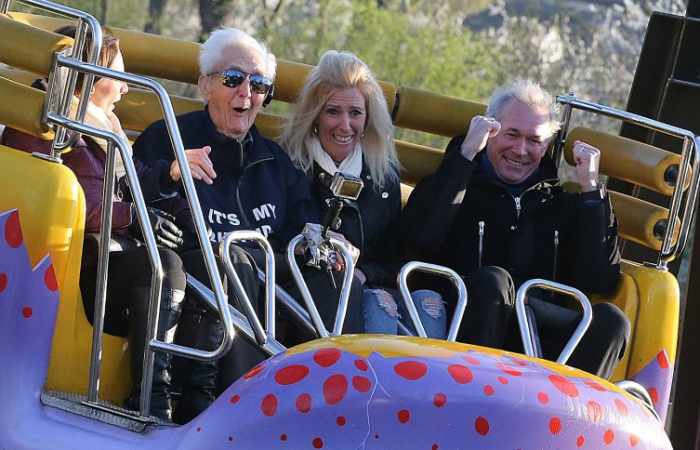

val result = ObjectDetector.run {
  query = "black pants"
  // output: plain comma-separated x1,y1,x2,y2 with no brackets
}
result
80,246,186,336
457,266,629,379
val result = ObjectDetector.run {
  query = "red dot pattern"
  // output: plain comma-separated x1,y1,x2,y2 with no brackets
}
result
280,434,287,441
483,385,494,396
323,374,348,405
548,375,579,398
630,434,640,446
394,361,427,380
354,359,368,371
657,352,669,369
497,376,509,385
336,416,346,426
648,387,659,405
244,364,265,380
537,392,549,405
433,393,447,407
352,376,371,393
44,265,58,292
474,417,490,436
0,273,8,293
295,393,311,413
549,417,561,435
312,437,323,448
229,394,240,404
576,435,585,447
463,355,481,365
603,429,615,445
261,394,277,416
587,400,604,424
448,364,473,384
584,379,607,392
22,306,32,318
397,409,410,423
5,211,23,248
496,363,522,377
614,399,628,416
275,364,310,385
314,348,341,367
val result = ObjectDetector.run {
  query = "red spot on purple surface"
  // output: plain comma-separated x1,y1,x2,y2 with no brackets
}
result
296,393,312,413
5,211,22,248
323,374,348,405
474,417,490,436
336,416,346,426
614,398,629,416
448,364,473,384
394,361,428,380
314,348,341,367
537,392,549,405
496,363,522,376
648,387,659,405
275,364,309,385
463,354,481,365
352,376,371,393
44,265,58,292
312,437,324,448
432,445,439,450
657,352,669,369
261,394,277,416
584,379,607,392
630,434,640,446
244,364,265,380
22,306,32,318
509,357,528,366
280,434,287,441
354,359,368,371
576,435,585,447
398,409,410,423
229,394,240,404
433,393,447,407
604,429,615,445
483,385,495,396
548,374,579,398
0,273,7,293
549,417,562,435
497,376,509,385
587,401,604,424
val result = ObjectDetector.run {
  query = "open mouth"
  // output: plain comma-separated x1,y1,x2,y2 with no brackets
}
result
233,107,249,113
332,134,354,145
503,156,529,168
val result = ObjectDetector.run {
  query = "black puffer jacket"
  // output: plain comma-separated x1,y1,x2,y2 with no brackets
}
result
311,162,402,288
401,135,620,295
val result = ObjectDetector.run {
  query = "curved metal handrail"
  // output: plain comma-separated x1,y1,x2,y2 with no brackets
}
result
556,95,700,268
47,56,233,417
397,261,468,341
616,380,661,422
286,233,355,337
515,278,593,365
220,230,276,345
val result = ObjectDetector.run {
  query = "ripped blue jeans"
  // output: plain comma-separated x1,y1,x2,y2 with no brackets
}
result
362,288,447,339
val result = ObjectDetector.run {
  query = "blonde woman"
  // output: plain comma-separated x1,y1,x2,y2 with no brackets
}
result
280,50,446,338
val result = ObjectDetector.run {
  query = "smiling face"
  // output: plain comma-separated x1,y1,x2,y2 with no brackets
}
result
90,49,128,114
200,45,267,138
317,87,367,162
486,99,552,184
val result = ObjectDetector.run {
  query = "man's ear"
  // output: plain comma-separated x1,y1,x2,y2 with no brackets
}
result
198,75,210,101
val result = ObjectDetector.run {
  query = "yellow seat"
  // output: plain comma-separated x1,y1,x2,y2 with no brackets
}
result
0,146,130,403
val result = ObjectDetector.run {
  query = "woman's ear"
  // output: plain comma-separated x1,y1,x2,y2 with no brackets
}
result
198,75,210,101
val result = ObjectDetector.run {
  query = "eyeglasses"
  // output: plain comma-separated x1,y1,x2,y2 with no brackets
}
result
212,68,273,95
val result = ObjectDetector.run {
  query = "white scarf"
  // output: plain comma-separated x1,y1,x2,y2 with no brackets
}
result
308,136,363,178
83,102,132,180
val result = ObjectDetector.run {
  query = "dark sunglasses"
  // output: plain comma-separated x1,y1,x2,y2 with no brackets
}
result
213,68,273,95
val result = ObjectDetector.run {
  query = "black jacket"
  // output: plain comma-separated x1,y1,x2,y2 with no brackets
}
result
133,109,314,251
311,163,402,287
401,135,620,295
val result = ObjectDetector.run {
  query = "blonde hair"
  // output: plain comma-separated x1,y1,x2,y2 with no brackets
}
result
279,50,398,187
486,79,561,140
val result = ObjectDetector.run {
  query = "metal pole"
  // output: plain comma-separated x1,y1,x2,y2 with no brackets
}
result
287,234,329,337
329,237,355,335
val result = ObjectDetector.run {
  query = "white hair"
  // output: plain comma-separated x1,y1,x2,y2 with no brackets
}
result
199,28,277,79
486,79,560,139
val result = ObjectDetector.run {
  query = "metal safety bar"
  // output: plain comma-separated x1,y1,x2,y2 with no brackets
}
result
515,278,593,365
556,95,700,268
220,231,276,345
48,55,233,417
615,380,661,422
286,234,356,337
7,0,103,152
397,261,468,341
187,275,286,356
256,268,318,337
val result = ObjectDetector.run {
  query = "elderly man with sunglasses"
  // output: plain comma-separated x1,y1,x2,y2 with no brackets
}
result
133,28,313,423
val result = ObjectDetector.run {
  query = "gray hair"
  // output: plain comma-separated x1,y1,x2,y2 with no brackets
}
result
486,79,560,139
199,28,277,79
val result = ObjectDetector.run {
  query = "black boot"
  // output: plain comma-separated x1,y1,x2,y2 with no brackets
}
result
172,303,222,424
126,287,184,421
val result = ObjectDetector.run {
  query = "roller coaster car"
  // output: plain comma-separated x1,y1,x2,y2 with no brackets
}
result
0,1,693,449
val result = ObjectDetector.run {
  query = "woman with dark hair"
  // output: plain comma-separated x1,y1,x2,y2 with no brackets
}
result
1,26,192,421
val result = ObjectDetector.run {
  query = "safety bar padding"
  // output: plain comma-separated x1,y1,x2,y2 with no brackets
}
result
565,127,682,196
0,75,52,139
609,190,679,251
0,13,73,76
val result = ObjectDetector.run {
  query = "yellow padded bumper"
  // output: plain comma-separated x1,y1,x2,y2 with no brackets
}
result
0,76,52,140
